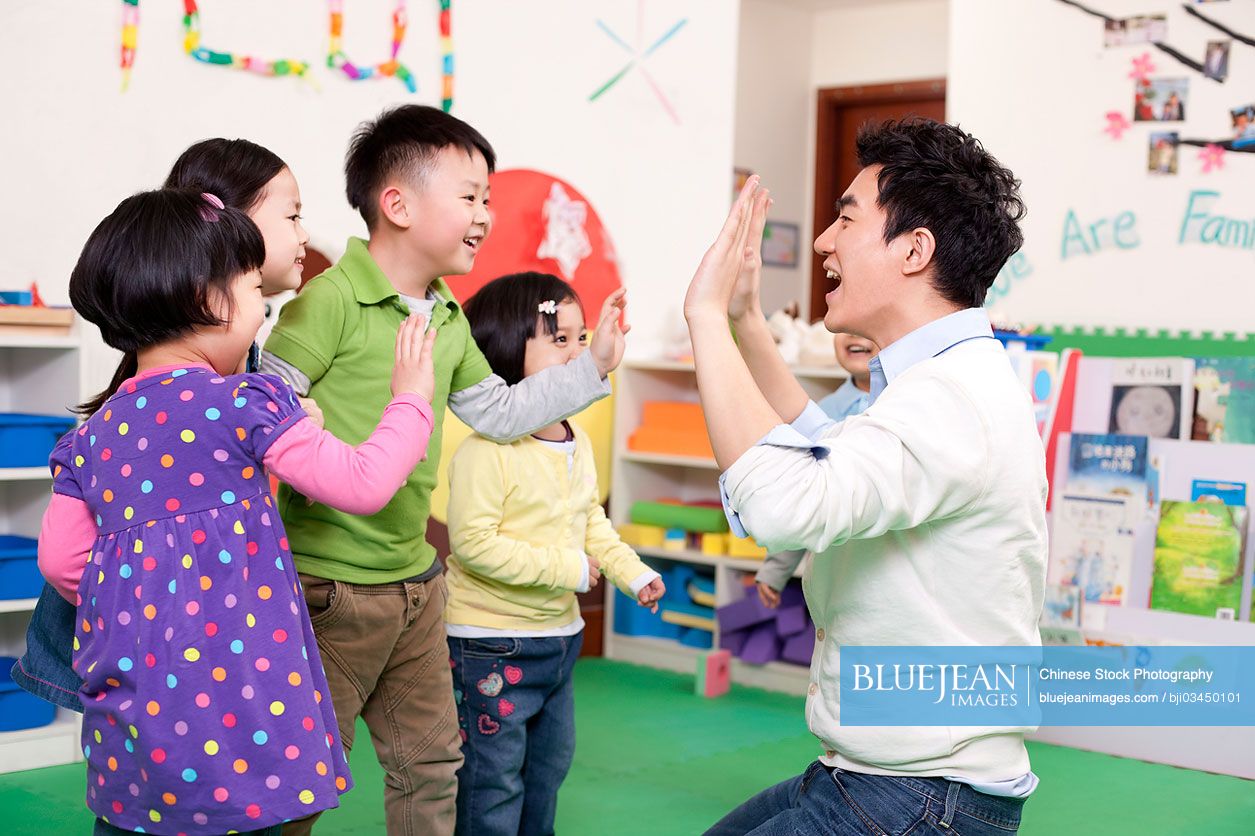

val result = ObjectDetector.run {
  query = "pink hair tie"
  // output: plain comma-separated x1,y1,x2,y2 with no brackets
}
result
198,192,224,222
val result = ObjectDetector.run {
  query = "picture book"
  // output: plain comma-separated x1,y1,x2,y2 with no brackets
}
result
1151,500,1248,619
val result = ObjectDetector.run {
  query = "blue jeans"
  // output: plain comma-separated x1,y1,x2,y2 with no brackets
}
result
448,631,584,836
705,760,1025,835
12,582,83,712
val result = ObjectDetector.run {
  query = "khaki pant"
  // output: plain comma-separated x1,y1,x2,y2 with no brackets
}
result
283,573,461,836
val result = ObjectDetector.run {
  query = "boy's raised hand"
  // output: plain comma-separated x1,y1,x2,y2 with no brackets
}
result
589,288,631,378
637,577,666,614
391,314,438,402
684,175,769,322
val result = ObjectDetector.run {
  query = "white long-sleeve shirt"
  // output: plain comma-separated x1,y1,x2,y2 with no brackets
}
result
720,309,1048,792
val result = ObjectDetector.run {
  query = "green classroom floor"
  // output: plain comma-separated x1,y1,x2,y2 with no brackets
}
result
2,659,1252,835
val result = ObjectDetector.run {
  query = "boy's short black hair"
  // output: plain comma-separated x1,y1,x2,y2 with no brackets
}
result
855,118,1025,308
462,272,580,386
345,104,496,229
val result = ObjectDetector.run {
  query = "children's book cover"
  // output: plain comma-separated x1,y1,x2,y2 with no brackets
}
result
1067,433,1152,524
1193,357,1255,444
1107,358,1194,440
1151,500,1248,619
1190,479,1247,507
1048,493,1136,605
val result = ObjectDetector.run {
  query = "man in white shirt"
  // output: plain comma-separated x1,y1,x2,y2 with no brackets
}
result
685,119,1047,835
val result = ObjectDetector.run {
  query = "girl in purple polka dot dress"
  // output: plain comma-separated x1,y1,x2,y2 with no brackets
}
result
38,189,438,836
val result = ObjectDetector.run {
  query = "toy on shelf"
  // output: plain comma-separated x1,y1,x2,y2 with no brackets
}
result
0,282,74,336
764,303,840,367
629,499,729,533
628,401,714,459
727,534,767,560
716,580,812,666
700,533,728,556
616,505,770,560
695,649,732,698
617,523,666,548
687,575,716,608
614,562,715,649
662,528,687,551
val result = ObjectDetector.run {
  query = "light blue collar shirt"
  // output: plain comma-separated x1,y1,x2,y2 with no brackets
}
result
866,307,997,405
816,378,871,423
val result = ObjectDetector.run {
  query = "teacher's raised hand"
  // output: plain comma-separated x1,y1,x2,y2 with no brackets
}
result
683,175,770,324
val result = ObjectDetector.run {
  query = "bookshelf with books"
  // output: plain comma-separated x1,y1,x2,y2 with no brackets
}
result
1035,349,1255,778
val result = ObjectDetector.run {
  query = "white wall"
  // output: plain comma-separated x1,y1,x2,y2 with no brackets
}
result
1,0,739,391
735,0,814,315
810,0,950,88
949,0,1255,333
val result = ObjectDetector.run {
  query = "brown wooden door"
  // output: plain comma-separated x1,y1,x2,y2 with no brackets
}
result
810,81,946,321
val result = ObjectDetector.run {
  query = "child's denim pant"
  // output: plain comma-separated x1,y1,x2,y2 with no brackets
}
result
12,583,83,711
448,631,584,836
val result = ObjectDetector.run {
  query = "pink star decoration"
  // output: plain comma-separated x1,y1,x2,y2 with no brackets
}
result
1198,144,1226,173
1104,111,1131,140
1129,53,1156,83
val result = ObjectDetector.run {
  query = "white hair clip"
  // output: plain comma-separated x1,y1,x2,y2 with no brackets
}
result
537,300,558,315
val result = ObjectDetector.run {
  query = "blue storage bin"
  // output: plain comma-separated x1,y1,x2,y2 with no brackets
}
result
0,413,75,468
0,656,57,731
613,588,681,640
0,291,34,306
0,536,42,599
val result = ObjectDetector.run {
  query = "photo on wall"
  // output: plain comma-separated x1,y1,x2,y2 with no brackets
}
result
1134,77,1189,122
1104,15,1168,47
1147,132,1179,175
1231,103,1255,147
761,221,800,268
1203,40,1231,82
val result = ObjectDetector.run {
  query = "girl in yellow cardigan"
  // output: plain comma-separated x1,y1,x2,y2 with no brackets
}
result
445,272,665,836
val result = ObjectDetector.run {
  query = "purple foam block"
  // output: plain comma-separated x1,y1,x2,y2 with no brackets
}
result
739,623,783,665
775,605,808,638
716,594,775,634
780,583,806,609
719,627,749,656
781,629,815,666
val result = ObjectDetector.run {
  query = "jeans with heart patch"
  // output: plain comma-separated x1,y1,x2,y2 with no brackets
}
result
448,631,584,836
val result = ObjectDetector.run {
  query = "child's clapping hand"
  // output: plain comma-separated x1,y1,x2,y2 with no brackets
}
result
391,314,438,402
637,577,666,614
589,288,630,378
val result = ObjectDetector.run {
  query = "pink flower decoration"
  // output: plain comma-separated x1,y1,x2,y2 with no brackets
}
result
1104,111,1131,140
1198,144,1226,173
1129,53,1156,83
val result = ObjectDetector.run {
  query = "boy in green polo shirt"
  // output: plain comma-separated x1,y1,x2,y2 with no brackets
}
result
261,105,627,836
